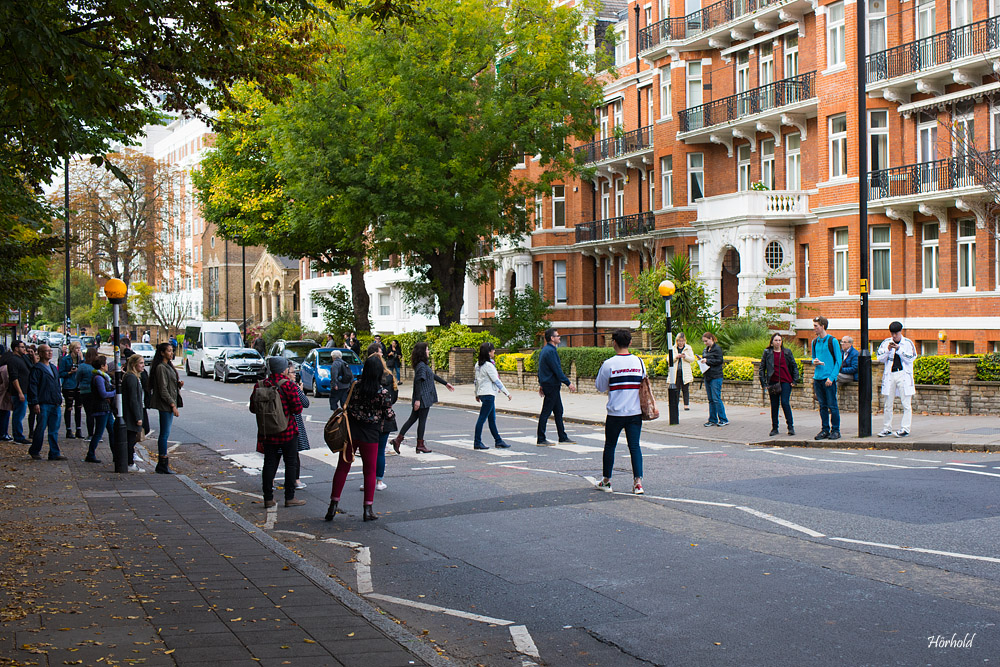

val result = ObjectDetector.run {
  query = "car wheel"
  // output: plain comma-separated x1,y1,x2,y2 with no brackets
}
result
186,360,194,377
303,377,312,395
199,362,208,378
213,369,219,381
223,369,230,383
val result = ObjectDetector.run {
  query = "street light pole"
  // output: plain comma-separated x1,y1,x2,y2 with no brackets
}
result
658,279,679,425
104,278,129,473
857,0,872,437
241,241,247,340
64,156,71,338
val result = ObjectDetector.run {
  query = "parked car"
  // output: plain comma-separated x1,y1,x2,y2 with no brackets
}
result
267,339,319,380
47,332,65,348
80,335,97,349
213,348,266,383
132,342,156,363
299,347,363,397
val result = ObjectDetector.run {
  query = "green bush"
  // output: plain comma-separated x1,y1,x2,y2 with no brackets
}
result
913,355,951,385
717,319,772,350
426,323,500,370
263,312,304,348
977,352,1000,381
495,352,531,372
722,357,755,381
524,346,614,378
728,336,806,362
98,328,111,341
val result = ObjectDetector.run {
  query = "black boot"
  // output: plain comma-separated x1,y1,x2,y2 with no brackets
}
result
66,429,74,439
324,500,339,522
363,505,378,522
75,429,83,440
155,455,174,474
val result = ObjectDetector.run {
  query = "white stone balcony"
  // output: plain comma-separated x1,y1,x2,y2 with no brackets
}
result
695,189,811,224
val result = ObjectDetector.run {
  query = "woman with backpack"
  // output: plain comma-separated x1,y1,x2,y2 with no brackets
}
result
473,341,511,450
75,347,98,438
390,342,453,454
326,355,394,522
86,356,116,464
759,332,799,437
148,342,182,474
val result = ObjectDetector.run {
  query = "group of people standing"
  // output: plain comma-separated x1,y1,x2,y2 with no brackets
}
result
0,338,182,473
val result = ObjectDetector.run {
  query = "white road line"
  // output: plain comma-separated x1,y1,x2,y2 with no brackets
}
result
410,465,456,471
814,458,915,469
355,546,373,595
211,395,234,402
865,454,897,459
640,493,738,509
830,537,1000,564
167,444,180,454
947,462,987,468
691,450,725,454
190,390,207,395
735,506,826,538
828,451,860,455
906,458,941,463
323,537,364,549
502,465,579,477
264,505,277,530
760,450,817,461
487,460,527,465
366,593,513,626
274,530,317,540
560,457,593,461
212,485,264,500
217,448,233,452
942,467,1000,479
509,625,541,659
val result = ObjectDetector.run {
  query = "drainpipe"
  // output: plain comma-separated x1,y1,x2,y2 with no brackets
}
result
592,181,598,346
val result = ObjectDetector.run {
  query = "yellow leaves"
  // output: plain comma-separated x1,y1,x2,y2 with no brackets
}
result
303,638,316,644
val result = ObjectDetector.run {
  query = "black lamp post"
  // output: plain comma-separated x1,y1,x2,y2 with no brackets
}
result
104,278,129,473
658,279,679,425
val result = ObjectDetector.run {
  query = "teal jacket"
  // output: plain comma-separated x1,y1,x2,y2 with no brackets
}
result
812,334,842,382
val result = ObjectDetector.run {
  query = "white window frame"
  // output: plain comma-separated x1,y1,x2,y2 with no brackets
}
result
552,185,565,227
600,107,609,140
759,42,775,87
614,21,629,66
761,139,775,190
615,178,625,217
689,245,700,277
786,132,801,189
958,219,977,290
869,109,889,172
554,260,567,304
870,226,892,292
604,258,612,304
601,181,610,219
834,228,849,294
659,68,672,119
829,114,848,180
617,256,628,304
658,0,669,20
647,168,655,211
784,34,799,78
868,0,887,53
922,222,939,292
992,105,1000,150
536,261,545,297
827,2,846,67
686,61,703,108
378,292,391,317
737,143,752,191
660,155,673,207
688,152,704,203
647,85,654,127
802,243,810,296
534,193,543,229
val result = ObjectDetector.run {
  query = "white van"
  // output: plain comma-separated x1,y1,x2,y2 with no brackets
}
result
183,321,244,377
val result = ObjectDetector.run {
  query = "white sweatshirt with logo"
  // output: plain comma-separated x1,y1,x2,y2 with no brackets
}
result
595,353,646,417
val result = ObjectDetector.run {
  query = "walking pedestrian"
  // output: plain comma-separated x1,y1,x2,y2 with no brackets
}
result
142,330,151,344
390,342,454,454
536,328,577,445
877,321,917,438
759,333,799,436
75,347,98,438
4,341,31,444
473,342,511,450
667,332,696,411
253,335,266,355
361,342,397,491
387,339,403,383
85,355,115,464
123,354,147,472
810,315,842,440
59,341,84,439
149,342,182,474
95,332,102,347
328,349,354,411
292,377,310,490
251,357,305,508
697,332,727,427
326,355,394,522
594,329,646,495
837,336,859,383
27,344,66,461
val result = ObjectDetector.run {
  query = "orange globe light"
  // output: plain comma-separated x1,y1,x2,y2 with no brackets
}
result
104,278,128,302
657,279,676,298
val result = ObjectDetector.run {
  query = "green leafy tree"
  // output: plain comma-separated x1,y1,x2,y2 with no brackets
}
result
627,256,714,350
491,287,552,349
313,286,368,338
263,312,305,348
39,268,97,324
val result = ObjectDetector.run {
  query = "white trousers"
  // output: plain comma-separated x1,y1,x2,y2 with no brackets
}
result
882,371,912,432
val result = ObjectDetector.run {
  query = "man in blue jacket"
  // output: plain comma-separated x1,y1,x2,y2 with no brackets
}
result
536,328,577,445
837,335,859,383
27,344,66,461
810,316,843,441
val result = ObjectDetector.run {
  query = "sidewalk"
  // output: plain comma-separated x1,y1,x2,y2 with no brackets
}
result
0,439,444,667
398,381,1000,452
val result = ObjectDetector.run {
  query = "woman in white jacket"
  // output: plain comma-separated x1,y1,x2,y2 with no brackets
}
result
667,332,697,410
473,342,512,450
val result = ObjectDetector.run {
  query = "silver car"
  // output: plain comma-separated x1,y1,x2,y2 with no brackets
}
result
213,348,266,383
132,342,156,363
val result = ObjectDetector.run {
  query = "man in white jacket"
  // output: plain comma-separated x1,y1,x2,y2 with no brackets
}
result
876,321,917,437
595,329,646,495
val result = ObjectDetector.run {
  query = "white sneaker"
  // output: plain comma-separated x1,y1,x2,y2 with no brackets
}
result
877,428,893,437
127,464,144,473
895,429,909,437
133,451,144,462
295,480,307,489
596,479,612,493
361,481,388,491
633,480,644,495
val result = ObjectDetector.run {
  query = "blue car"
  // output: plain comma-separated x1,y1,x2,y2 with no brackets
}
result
300,347,363,397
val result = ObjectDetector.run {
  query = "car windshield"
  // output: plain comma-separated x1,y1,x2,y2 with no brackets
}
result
81,337,95,345
204,332,242,348
229,350,261,360
317,350,361,365
134,343,153,351
281,343,317,361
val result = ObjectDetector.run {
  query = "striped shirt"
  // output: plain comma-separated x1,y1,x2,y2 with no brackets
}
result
595,353,646,417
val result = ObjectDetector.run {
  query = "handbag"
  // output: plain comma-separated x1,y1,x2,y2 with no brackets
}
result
323,383,355,464
638,359,659,421
768,382,781,395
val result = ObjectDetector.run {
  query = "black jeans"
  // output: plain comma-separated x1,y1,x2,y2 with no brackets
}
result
537,385,568,442
768,382,793,429
398,406,430,440
262,440,300,502
63,388,82,431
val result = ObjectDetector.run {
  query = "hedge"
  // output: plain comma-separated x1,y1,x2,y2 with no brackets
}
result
978,353,1000,382
495,352,531,372
913,354,982,385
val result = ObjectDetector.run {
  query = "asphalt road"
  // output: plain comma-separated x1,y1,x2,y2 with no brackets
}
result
163,373,1000,666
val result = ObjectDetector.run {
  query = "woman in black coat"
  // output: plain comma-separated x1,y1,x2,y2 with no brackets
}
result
390,342,453,454
697,332,728,427
759,333,799,437
123,354,146,471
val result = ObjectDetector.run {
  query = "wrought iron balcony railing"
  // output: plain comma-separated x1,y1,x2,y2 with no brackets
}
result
678,71,815,133
639,0,789,51
867,16,1000,85
575,212,655,243
867,149,1000,201
574,126,653,165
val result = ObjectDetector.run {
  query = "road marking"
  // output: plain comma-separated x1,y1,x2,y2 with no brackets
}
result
502,465,579,477
865,454,897,459
760,450,817,461
355,546,373,595
410,465,456,471
167,444,180,454
947,462,987,468
210,395,234,402
691,450,725,454
814,458,914,469
190,390,207,395
639,493,737,509
830,538,1000,564
905,458,941,463
828,451,859,455
560,457,593,461
212,485,264,500
509,625,540,660
366,593,513,625
264,504,276,530
735,506,826,538
274,530,316,540
942,467,1000,479
488,460,527,465
323,537,364,549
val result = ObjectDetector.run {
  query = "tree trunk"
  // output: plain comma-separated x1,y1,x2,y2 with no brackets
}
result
429,254,467,327
349,259,370,333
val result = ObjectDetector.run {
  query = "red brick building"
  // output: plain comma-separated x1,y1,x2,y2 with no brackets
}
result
479,0,1000,354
